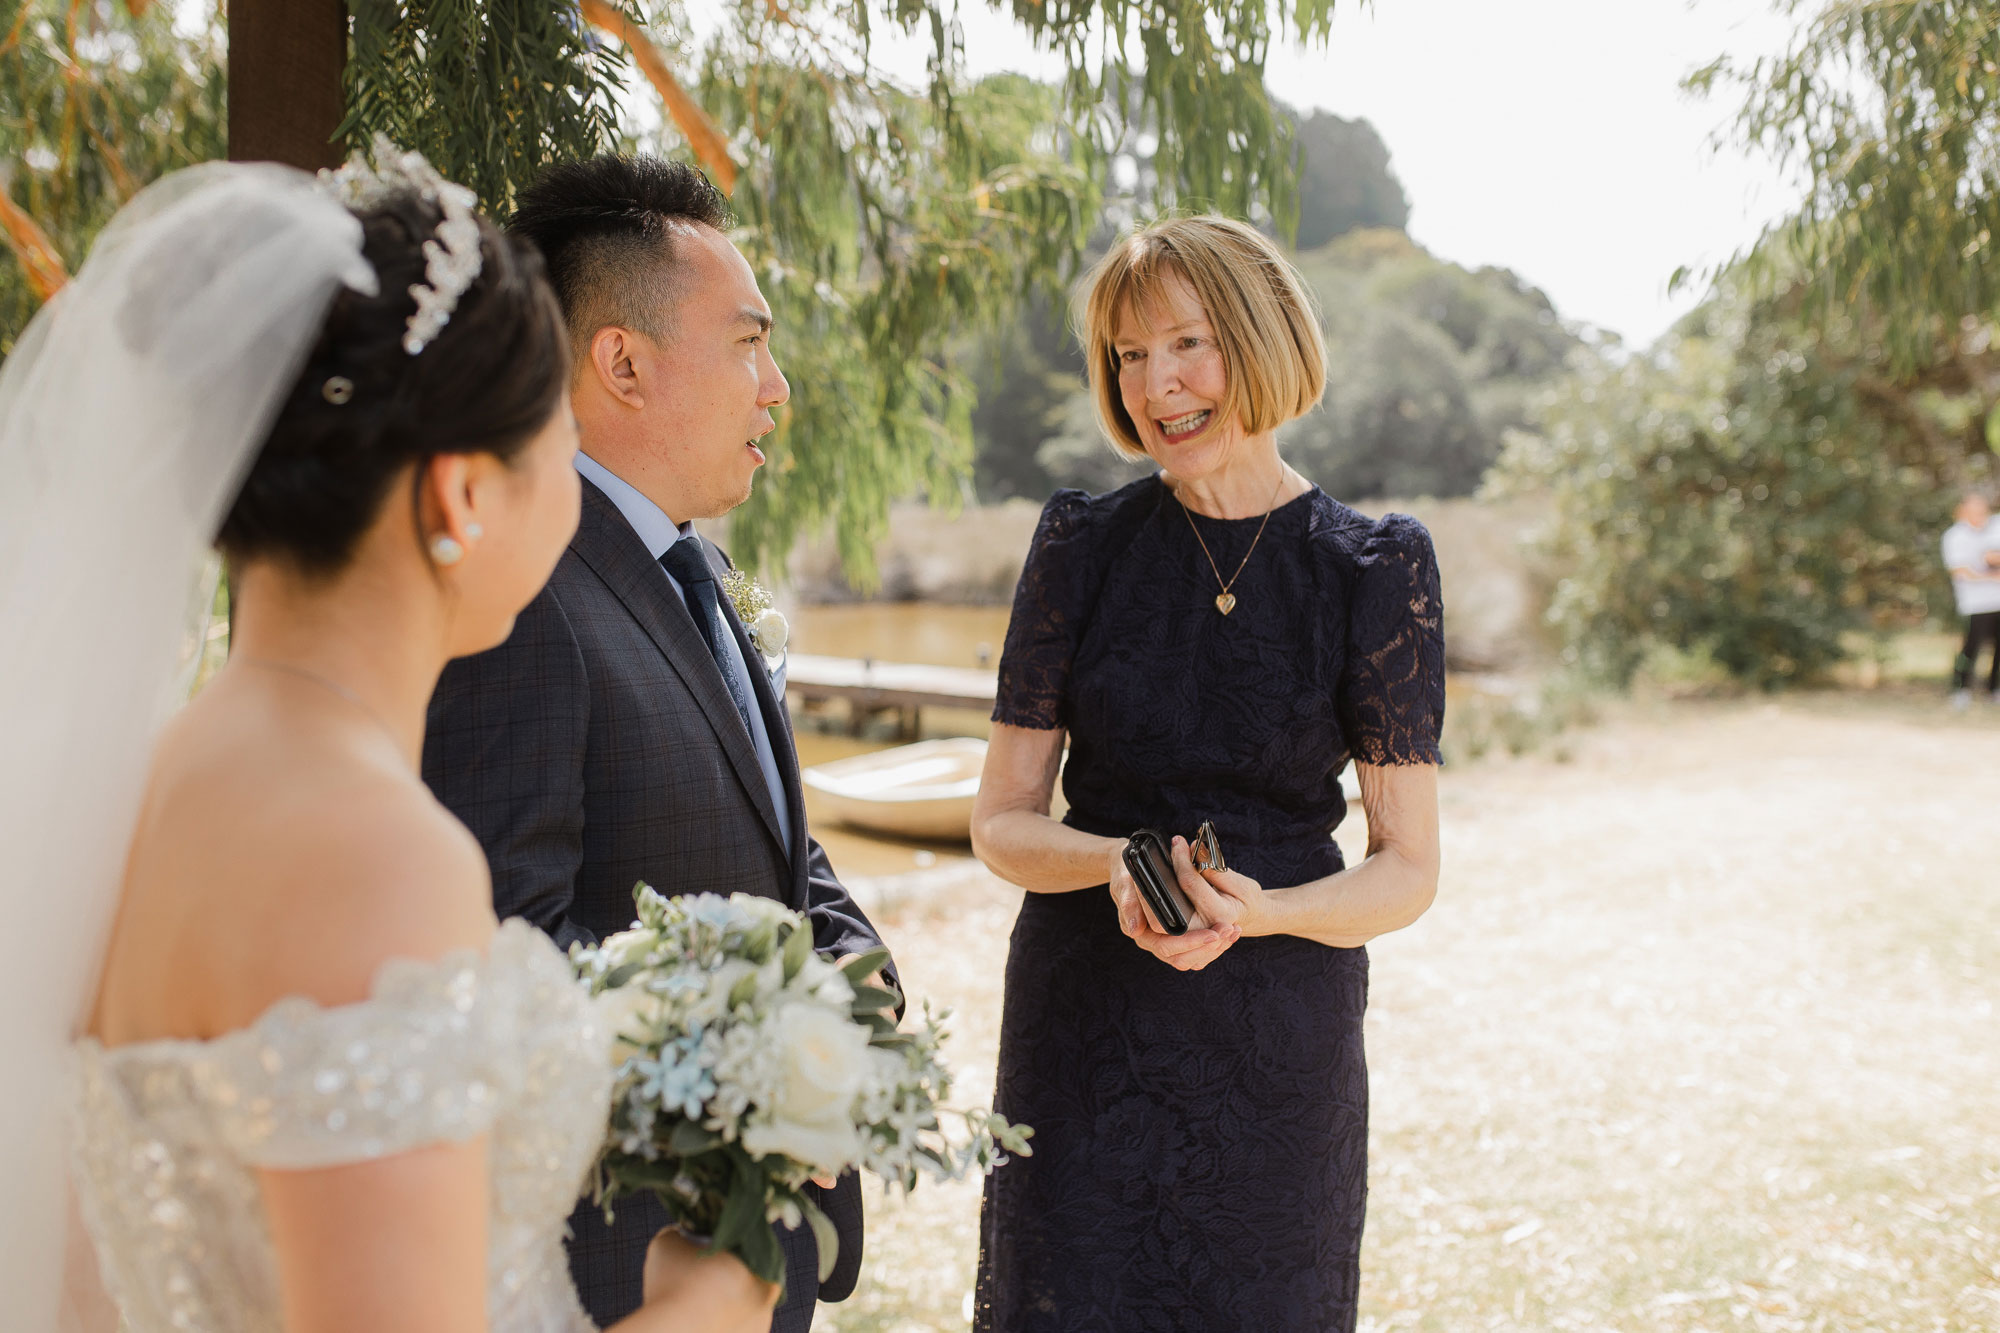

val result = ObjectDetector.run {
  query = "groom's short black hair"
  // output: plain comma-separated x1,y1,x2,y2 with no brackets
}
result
508,155,731,365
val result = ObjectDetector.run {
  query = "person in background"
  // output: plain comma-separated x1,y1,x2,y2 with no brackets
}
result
1943,488,2000,709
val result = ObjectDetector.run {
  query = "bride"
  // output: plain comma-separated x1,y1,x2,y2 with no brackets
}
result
0,155,776,1332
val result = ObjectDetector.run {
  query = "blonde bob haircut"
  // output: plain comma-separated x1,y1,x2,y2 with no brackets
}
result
1079,215,1327,462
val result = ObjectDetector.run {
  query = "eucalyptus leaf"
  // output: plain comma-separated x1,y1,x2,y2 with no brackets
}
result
600,962,644,991
668,1120,723,1156
849,984,902,1014
781,919,813,982
797,1192,841,1283
710,1149,768,1256
838,948,893,986
738,1213,787,1292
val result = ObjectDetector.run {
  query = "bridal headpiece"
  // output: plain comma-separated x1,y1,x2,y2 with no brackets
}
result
319,135,483,355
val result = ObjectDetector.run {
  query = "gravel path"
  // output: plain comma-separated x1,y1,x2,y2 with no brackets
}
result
826,696,2000,1332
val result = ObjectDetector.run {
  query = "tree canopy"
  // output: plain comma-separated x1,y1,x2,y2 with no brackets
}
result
2,0,1355,577
1291,108,1408,249
1286,229,1579,500
0,0,224,354
1694,0,2000,388
1492,286,1966,689
1478,0,2000,691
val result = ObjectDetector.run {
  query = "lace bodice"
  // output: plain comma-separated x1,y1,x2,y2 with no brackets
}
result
70,919,611,1333
994,478,1444,891
976,479,1444,1331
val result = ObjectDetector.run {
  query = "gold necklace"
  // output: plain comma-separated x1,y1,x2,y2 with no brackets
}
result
239,657,403,748
1176,469,1290,616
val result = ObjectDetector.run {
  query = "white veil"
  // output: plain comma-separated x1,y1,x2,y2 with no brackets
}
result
0,162,377,1332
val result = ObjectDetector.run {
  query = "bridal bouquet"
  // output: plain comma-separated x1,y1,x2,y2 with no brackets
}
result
572,886,1031,1290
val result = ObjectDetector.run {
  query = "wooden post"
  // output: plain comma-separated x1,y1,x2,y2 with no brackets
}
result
227,0,347,170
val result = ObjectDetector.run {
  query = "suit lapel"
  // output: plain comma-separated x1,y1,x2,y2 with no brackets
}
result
568,480,787,857
710,542,810,881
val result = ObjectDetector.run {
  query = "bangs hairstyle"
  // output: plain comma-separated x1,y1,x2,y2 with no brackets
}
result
1079,215,1327,461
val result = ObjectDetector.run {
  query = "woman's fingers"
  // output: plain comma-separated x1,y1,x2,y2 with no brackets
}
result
1135,920,1241,970
1110,835,1244,966
1170,836,1238,927
1158,927,1239,971
1108,871,1146,938
1170,938,1236,970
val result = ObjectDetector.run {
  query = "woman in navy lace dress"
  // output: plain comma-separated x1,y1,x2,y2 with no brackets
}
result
969,217,1445,1333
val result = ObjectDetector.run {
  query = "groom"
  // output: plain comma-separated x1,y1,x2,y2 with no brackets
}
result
422,156,894,1332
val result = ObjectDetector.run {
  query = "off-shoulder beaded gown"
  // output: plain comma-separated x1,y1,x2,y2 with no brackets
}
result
973,477,1445,1333
70,919,612,1333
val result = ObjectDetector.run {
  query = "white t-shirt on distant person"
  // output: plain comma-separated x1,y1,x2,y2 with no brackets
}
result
1942,519,2000,615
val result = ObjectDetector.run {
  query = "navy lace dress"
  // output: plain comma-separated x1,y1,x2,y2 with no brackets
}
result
973,476,1445,1333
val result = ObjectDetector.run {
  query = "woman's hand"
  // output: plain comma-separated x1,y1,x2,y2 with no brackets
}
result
635,1229,779,1333
1173,834,1271,937
1106,837,1242,971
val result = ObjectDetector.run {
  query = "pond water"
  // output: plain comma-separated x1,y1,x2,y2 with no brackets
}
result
785,603,1014,674
784,604,1012,877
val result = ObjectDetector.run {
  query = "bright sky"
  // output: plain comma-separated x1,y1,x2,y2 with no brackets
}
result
675,0,1805,349
928,0,1804,349
1271,0,1804,348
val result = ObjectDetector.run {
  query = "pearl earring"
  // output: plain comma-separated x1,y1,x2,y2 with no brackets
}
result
431,535,465,566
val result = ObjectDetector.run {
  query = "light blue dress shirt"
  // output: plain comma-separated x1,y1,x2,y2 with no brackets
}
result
574,451,794,860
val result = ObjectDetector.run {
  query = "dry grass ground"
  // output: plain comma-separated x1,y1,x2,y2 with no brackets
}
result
820,692,2000,1333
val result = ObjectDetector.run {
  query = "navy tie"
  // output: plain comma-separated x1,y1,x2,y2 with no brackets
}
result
660,538,757,739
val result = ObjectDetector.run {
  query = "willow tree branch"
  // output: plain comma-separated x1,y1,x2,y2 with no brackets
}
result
80,104,139,202
0,2,31,57
579,0,737,193
0,184,70,301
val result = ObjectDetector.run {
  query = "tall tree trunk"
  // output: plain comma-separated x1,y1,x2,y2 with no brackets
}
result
227,0,346,170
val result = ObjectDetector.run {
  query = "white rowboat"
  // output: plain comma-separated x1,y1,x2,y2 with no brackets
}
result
802,737,986,842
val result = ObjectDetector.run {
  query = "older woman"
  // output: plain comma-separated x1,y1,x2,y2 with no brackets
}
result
969,216,1445,1332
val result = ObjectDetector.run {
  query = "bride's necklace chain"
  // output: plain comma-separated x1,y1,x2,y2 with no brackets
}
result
1176,468,1290,616
239,657,402,747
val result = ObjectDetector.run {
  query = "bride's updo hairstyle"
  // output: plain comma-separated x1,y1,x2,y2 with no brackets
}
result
216,188,568,575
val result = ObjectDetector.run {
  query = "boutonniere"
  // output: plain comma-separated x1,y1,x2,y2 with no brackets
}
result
720,567,788,666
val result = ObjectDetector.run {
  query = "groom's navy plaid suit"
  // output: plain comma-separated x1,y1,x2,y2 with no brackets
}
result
422,477,892,1332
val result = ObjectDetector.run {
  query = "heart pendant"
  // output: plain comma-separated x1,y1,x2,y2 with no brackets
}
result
1215,592,1237,615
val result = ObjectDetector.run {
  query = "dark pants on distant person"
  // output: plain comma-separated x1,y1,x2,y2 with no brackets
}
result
1955,611,2000,692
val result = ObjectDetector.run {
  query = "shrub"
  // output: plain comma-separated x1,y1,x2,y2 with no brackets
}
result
1492,294,1979,689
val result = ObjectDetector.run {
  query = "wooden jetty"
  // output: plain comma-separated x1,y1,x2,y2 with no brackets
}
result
784,653,997,738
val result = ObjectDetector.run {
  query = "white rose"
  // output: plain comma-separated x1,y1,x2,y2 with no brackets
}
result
751,608,788,657
599,928,652,970
597,984,666,1065
741,1109,862,1174
737,1002,872,1170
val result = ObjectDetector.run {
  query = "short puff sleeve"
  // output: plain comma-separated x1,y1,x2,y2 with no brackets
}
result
993,489,1096,730
1335,513,1445,766
187,921,573,1169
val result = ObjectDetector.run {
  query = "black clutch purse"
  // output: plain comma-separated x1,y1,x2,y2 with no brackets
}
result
1122,822,1226,937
